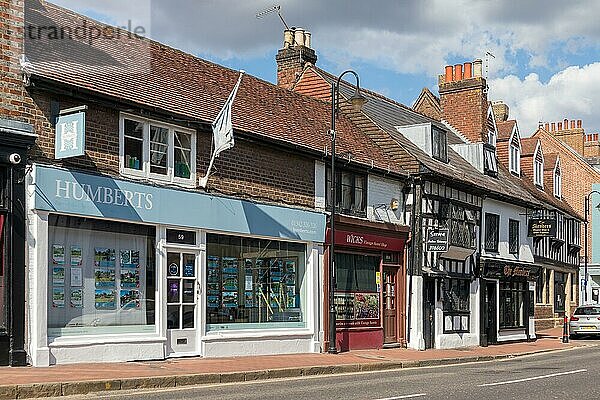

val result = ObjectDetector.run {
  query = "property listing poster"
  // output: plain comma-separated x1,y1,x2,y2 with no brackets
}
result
221,257,238,308
207,256,221,309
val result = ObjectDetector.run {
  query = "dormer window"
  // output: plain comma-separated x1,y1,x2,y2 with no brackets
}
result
509,127,521,175
554,160,562,198
432,127,448,162
483,144,498,176
487,108,497,147
533,143,544,188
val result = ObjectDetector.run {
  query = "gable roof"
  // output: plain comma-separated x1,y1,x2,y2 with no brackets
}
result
521,137,539,157
24,1,406,177
299,67,542,207
497,120,516,141
412,87,442,121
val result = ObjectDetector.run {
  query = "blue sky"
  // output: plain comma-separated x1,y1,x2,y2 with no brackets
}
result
50,0,600,136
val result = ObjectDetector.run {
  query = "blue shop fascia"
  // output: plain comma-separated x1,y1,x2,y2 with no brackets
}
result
27,164,325,366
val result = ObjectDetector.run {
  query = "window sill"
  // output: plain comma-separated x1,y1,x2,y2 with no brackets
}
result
120,168,196,189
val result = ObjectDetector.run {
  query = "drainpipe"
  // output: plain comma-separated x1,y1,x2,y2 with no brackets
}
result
406,176,423,345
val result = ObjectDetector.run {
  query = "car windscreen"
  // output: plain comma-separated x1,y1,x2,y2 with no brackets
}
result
574,307,600,315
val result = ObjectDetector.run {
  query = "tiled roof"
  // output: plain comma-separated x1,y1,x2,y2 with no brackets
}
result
497,120,516,141
521,138,539,156
544,153,558,171
309,67,541,207
24,2,406,176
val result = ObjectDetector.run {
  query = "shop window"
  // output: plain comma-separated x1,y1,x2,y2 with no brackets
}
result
47,215,156,337
334,253,380,327
0,213,5,332
206,234,306,331
442,278,470,333
509,219,519,255
325,167,367,217
120,114,196,185
499,281,526,329
484,213,499,252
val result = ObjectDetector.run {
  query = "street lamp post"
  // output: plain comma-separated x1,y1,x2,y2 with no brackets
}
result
328,70,367,354
583,190,600,303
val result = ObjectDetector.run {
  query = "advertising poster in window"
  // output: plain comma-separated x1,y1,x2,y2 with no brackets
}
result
70,246,82,266
120,289,140,308
120,268,140,288
95,248,116,268
95,289,116,309
70,288,83,308
52,287,65,308
207,256,221,308
70,267,83,287
95,267,116,288
222,291,238,308
120,250,140,269
334,292,380,328
52,267,65,286
52,244,65,265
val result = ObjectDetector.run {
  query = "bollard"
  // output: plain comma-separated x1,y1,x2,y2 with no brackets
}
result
562,314,569,343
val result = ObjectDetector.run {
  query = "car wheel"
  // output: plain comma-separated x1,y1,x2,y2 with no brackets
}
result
569,333,579,340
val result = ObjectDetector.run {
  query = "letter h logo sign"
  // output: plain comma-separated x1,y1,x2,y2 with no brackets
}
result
55,111,86,160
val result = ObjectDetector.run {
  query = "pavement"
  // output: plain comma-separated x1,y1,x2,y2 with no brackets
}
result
0,327,584,399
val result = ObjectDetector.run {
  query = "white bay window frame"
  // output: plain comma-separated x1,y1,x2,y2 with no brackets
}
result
119,113,196,187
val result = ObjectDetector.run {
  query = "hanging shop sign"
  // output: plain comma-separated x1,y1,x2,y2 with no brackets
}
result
55,108,86,160
426,228,449,252
527,211,557,238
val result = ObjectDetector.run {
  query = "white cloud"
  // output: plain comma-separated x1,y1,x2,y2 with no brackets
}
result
489,63,600,136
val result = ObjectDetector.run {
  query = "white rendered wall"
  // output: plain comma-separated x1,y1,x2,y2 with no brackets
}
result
367,175,405,224
436,279,480,349
407,275,424,350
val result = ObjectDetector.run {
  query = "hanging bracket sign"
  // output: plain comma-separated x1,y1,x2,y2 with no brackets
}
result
426,228,449,252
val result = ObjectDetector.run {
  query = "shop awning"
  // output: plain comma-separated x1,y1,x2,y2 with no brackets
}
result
439,245,475,261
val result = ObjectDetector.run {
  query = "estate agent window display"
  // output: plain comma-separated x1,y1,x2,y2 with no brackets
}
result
47,215,156,337
206,234,307,331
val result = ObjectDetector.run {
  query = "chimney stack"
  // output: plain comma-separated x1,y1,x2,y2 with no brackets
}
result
439,59,488,143
546,118,586,156
276,27,317,89
492,101,509,122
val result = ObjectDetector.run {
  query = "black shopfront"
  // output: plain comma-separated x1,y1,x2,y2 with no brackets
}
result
480,260,539,345
0,120,36,366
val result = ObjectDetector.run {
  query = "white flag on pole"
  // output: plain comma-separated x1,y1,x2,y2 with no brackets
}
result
199,70,245,188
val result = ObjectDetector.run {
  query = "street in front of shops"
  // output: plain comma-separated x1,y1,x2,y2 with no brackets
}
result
44,341,600,400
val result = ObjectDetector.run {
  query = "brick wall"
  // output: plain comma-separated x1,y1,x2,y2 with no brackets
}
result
439,77,488,143
276,46,317,90
26,88,316,208
535,129,600,262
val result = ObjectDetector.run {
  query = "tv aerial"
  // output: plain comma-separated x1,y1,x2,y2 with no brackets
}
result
256,5,290,30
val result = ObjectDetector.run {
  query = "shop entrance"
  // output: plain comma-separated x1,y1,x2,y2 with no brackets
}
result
383,267,398,344
166,250,200,356
482,280,497,345
423,278,436,349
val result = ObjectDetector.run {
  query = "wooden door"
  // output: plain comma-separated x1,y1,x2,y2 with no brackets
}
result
383,267,398,344
423,279,435,349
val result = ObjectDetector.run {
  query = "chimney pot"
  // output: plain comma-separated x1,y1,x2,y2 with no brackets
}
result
454,64,463,81
473,59,483,77
577,120,582,128
304,31,311,48
563,118,568,129
283,29,294,48
551,123,556,131
294,28,305,47
558,122,563,130
544,123,550,131
463,62,472,78
444,66,453,83
571,120,576,129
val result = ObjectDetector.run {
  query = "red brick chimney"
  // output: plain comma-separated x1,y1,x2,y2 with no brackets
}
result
438,59,488,143
546,118,585,156
0,0,27,121
276,27,317,89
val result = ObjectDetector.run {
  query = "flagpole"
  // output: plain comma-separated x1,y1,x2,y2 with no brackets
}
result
199,70,245,188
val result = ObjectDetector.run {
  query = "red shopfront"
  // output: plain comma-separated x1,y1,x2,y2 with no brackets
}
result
325,217,409,351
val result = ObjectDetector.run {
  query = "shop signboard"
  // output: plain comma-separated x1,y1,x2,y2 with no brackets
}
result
483,262,539,281
426,228,449,252
328,230,405,252
55,111,86,160
33,165,326,242
527,214,557,238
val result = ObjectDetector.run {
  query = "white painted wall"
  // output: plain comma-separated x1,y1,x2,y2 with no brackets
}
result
407,275,424,350
367,174,405,225
436,279,480,349
314,161,326,211
481,198,534,263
